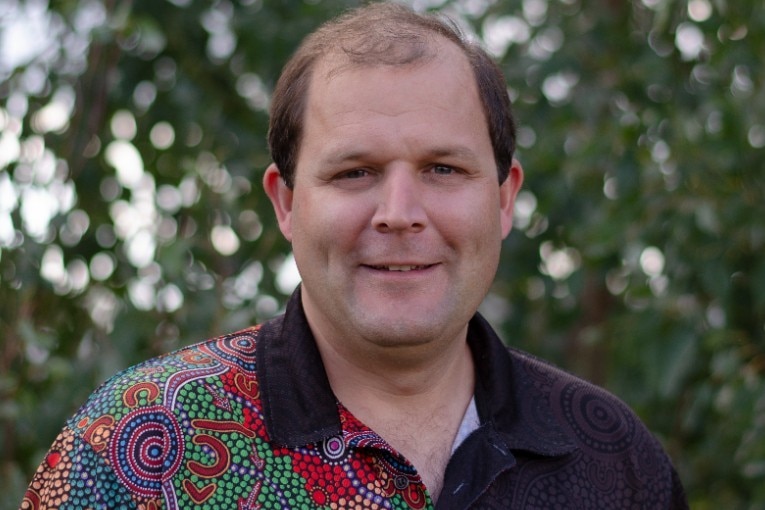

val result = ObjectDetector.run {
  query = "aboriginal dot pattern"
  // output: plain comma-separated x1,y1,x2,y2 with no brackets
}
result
22,327,430,509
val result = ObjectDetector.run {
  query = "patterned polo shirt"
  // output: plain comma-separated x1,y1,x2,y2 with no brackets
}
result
21,289,688,509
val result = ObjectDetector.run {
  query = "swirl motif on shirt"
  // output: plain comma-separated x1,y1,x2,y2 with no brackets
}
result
556,381,636,456
109,405,184,497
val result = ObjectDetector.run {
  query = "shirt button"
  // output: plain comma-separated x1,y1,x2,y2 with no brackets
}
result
394,475,409,490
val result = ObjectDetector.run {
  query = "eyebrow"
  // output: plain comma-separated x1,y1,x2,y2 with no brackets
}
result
322,145,482,166
425,146,482,162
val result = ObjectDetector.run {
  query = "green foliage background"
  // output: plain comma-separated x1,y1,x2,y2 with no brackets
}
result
1,0,763,507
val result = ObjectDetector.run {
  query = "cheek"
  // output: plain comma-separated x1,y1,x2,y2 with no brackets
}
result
437,197,502,247
291,195,368,255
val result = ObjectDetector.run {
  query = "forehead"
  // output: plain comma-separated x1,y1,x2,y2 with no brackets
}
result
304,38,480,125
295,38,493,172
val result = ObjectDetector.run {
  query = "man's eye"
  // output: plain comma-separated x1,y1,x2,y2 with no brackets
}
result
340,169,369,179
432,165,455,175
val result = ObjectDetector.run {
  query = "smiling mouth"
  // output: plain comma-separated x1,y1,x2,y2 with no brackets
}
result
368,264,432,272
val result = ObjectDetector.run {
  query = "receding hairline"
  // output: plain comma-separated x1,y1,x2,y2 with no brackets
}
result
307,4,463,54
311,31,468,85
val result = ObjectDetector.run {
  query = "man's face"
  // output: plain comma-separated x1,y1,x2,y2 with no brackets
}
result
265,40,523,354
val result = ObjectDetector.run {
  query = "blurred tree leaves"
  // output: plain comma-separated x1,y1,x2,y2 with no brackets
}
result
1,0,763,508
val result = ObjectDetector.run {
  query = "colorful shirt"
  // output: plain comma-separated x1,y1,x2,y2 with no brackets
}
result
21,289,688,509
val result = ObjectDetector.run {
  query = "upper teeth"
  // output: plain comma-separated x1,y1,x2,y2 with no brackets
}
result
386,265,419,271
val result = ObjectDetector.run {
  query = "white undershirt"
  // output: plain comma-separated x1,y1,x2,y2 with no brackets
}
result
450,396,480,455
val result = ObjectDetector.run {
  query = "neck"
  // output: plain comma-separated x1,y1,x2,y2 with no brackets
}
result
312,320,476,503
300,290,477,501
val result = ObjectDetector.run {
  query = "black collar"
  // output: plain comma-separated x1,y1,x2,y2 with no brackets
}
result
468,312,575,456
257,287,340,447
257,287,576,458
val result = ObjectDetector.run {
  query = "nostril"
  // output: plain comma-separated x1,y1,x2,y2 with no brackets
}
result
371,202,427,232
372,218,426,233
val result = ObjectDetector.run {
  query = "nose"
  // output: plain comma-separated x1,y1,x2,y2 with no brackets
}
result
371,169,427,233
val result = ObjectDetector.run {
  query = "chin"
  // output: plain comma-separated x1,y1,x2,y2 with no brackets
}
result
355,316,447,349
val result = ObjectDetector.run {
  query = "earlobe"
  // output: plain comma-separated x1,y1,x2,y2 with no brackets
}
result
499,159,524,238
263,163,295,242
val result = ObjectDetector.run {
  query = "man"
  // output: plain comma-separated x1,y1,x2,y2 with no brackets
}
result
21,3,687,509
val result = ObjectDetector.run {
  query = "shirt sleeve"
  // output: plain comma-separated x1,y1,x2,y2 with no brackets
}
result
669,463,690,510
20,426,137,510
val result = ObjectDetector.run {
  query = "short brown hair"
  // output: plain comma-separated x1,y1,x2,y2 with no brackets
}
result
267,2,516,188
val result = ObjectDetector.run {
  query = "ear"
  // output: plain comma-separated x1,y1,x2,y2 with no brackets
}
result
263,163,295,242
499,159,524,239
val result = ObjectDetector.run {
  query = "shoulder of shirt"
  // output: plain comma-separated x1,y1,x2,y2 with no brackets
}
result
503,345,664,450
501,346,687,506
505,345,629,405
63,324,265,426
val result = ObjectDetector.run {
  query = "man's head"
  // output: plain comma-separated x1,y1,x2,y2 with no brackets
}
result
263,4,523,355
267,2,516,188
